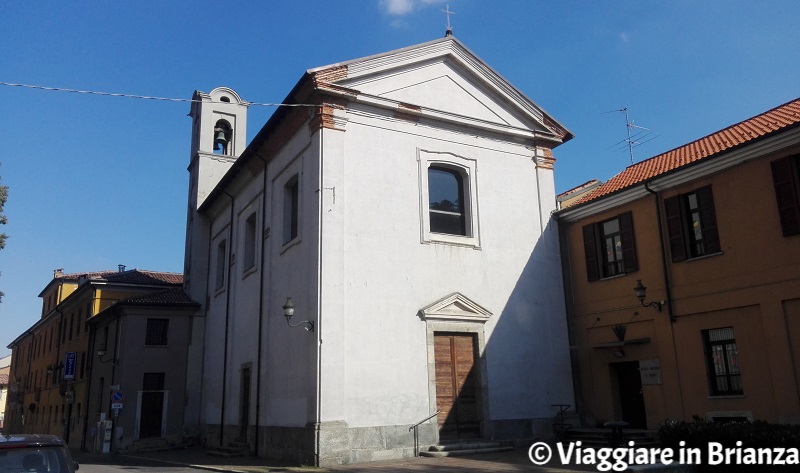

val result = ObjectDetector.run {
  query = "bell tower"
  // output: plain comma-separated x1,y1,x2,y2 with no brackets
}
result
183,87,248,435
187,87,249,210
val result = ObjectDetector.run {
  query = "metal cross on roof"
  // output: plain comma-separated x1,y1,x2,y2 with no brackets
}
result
442,4,455,36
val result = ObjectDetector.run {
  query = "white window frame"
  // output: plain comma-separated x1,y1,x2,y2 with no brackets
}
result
418,148,481,248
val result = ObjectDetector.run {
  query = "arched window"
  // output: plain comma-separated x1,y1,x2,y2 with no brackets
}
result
428,166,466,235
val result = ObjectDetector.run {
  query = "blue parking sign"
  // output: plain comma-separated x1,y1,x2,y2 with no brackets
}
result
64,352,77,380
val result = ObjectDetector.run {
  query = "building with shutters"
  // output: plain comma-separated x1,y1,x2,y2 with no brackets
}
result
555,97,800,430
3,268,187,451
182,35,575,465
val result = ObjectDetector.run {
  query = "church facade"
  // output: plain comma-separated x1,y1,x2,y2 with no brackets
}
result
182,36,574,465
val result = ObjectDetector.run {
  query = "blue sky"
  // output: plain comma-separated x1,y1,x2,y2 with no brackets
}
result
1,0,798,356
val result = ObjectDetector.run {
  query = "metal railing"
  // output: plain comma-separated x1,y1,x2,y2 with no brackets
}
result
409,411,440,457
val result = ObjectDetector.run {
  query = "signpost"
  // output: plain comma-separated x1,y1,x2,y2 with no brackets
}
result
64,352,77,380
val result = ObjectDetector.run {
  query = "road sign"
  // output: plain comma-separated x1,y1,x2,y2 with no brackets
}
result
64,352,77,380
111,391,124,403
111,403,123,410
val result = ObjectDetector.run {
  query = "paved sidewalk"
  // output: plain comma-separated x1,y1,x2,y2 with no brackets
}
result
75,445,598,472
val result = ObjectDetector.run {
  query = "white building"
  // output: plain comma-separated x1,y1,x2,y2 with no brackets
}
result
182,36,575,466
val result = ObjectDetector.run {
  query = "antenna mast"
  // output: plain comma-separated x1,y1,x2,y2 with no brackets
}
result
604,107,657,165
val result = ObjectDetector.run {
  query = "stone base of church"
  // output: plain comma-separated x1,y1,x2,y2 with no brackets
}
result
200,417,554,466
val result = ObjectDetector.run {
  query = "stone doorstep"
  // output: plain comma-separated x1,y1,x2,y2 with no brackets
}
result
420,441,514,457
419,446,515,457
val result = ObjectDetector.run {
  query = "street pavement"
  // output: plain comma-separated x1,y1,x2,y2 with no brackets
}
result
72,445,599,473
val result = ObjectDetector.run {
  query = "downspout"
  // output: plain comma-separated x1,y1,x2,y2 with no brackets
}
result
315,120,324,465
254,152,269,455
81,310,96,451
219,191,235,447
643,181,686,420
109,308,122,452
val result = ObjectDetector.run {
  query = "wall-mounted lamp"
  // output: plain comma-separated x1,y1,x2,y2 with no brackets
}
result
634,280,664,312
97,350,118,366
282,297,314,332
613,349,626,358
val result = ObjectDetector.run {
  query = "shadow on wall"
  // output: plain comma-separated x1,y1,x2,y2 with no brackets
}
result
433,218,574,441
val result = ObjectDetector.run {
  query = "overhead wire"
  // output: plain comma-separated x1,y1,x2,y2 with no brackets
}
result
0,81,319,107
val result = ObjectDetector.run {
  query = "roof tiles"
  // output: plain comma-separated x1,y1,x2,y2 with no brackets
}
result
575,98,800,205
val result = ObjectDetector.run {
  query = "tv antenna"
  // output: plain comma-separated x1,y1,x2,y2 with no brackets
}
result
603,107,657,164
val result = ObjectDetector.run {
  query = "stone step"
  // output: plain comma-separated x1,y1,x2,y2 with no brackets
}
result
420,446,514,457
420,441,514,458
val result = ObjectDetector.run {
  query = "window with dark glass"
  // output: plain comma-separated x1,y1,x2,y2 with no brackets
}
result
284,176,299,244
428,166,466,236
215,239,226,290
244,212,257,270
582,211,637,281
771,154,800,237
703,327,742,395
664,185,720,261
145,318,169,346
143,372,165,391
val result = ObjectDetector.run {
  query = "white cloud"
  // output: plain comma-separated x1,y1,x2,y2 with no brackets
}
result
379,0,443,16
619,31,630,43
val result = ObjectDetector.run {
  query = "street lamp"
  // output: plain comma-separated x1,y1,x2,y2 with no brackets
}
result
282,297,314,332
634,280,664,312
97,350,119,366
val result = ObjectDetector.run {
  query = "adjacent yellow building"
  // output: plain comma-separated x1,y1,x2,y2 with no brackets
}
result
556,98,800,429
4,267,183,448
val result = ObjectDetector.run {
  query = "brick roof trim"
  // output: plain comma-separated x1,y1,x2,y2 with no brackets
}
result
572,97,800,206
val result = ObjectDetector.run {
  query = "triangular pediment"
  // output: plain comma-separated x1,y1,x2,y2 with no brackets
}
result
308,37,571,142
419,292,492,323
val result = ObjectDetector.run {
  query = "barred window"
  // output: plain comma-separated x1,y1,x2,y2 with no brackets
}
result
145,319,169,346
703,327,742,395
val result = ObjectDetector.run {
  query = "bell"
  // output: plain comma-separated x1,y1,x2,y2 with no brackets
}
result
214,128,228,150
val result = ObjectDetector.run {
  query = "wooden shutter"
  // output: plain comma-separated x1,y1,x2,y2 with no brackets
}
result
618,212,638,273
664,195,687,262
771,156,800,237
582,223,600,282
696,186,721,254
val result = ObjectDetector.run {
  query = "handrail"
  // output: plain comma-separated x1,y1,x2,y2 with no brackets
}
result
409,411,440,431
410,411,440,457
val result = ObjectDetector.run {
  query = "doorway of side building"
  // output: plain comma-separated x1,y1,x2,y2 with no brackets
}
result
239,364,251,440
434,333,481,441
611,361,646,429
138,372,166,438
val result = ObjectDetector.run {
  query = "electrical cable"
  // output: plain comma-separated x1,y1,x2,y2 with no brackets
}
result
0,81,319,107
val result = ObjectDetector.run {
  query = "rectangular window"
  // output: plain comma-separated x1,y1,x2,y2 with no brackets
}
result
664,185,721,261
703,327,743,395
582,211,638,281
244,212,257,270
145,319,169,346
215,239,227,290
143,372,165,391
771,154,800,237
283,176,299,244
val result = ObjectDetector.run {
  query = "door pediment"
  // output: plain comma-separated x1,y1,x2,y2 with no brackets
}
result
419,292,492,323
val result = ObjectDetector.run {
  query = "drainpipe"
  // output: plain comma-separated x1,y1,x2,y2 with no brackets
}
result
81,308,97,451
219,191,235,447
315,123,324,466
109,309,122,452
254,152,269,455
643,181,686,420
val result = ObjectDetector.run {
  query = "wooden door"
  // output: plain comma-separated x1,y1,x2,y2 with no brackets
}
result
434,333,481,441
